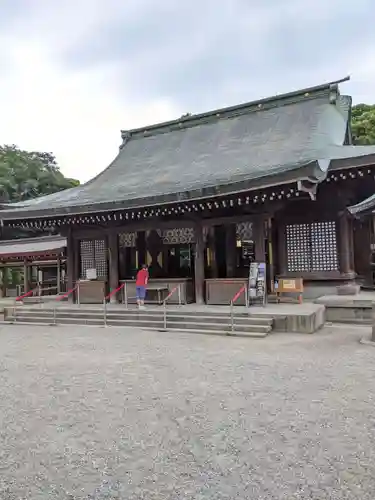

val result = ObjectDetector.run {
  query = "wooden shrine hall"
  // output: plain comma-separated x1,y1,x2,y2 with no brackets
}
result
1,77,375,304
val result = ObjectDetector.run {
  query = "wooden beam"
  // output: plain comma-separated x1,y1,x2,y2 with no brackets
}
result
254,216,266,262
338,212,352,275
108,232,119,303
23,259,29,294
194,221,205,304
66,230,75,301
225,224,236,278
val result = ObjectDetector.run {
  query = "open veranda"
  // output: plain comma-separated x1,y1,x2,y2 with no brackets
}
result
1,324,375,499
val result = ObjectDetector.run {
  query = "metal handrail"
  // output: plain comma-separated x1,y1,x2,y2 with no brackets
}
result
230,285,248,334
162,285,181,330
105,283,125,302
15,289,35,302
103,283,126,327
52,284,79,325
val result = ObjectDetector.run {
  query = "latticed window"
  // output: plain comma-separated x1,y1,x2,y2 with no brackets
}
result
118,232,136,248
158,228,195,245
80,239,108,279
286,221,338,272
236,222,253,241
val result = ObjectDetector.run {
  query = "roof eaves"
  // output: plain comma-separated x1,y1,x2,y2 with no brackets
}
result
348,194,375,215
0,160,324,222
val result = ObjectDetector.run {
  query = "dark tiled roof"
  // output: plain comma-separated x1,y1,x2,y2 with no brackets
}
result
2,76,374,221
348,193,375,215
0,235,66,258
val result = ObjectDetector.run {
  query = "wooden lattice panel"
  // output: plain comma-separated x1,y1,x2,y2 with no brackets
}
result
311,221,338,271
236,222,253,241
161,228,195,245
94,239,108,278
80,239,108,279
286,223,311,272
119,232,136,248
80,240,95,279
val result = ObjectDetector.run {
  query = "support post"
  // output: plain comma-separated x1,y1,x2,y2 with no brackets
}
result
108,231,119,303
57,257,61,295
66,230,75,303
208,227,218,278
194,221,205,304
23,259,29,294
137,231,146,267
338,212,353,277
225,224,236,278
254,216,266,262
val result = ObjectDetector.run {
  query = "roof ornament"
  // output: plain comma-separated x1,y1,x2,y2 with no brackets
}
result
120,130,131,149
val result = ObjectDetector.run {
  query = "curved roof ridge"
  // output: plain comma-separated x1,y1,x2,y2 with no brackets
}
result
121,76,350,140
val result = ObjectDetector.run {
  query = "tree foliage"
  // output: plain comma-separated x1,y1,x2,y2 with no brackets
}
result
351,104,375,146
0,144,79,203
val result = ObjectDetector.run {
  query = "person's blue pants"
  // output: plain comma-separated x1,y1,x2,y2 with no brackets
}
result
136,286,146,300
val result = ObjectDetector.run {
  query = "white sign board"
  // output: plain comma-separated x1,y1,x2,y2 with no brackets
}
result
86,268,97,280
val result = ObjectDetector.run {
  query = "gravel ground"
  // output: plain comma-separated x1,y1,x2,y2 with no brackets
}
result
0,325,375,499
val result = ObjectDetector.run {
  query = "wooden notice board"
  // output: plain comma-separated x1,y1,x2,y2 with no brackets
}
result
274,278,303,303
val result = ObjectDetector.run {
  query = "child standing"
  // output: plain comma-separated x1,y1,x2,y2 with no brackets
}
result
135,264,149,309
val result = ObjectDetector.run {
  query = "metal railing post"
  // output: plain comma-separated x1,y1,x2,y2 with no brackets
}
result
124,282,128,309
230,300,234,333
103,298,107,327
178,284,181,306
245,286,248,308
163,301,167,330
77,282,80,306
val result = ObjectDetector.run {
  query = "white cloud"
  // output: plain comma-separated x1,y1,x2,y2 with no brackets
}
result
0,7,179,182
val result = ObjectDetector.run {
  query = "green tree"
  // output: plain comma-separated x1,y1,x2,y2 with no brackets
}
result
0,144,79,203
351,104,375,145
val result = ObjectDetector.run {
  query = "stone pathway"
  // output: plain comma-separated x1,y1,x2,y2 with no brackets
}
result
0,324,374,499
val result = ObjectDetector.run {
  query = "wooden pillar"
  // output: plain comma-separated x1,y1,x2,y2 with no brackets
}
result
194,221,205,304
278,220,287,275
254,216,266,262
0,267,4,298
225,224,236,278
208,227,218,278
66,231,75,300
23,259,29,294
108,231,119,303
137,231,146,268
338,212,352,276
57,256,61,294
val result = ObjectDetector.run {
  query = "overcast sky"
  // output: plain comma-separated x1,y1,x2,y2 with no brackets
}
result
0,0,374,182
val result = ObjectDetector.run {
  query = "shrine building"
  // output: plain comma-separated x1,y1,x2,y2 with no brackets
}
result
1,77,375,304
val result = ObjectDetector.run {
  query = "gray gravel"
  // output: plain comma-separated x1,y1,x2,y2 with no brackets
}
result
1,324,375,499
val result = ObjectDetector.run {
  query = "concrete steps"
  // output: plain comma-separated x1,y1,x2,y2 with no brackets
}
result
3,306,274,338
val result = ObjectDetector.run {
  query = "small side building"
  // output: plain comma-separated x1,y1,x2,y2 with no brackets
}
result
0,235,66,297
1,77,375,303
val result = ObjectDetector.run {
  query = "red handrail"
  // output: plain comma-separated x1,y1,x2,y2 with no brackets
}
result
231,285,246,304
55,285,78,302
15,289,35,302
105,283,125,301
164,286,178,303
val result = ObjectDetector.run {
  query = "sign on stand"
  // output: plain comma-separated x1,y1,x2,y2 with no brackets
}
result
248,262,267,307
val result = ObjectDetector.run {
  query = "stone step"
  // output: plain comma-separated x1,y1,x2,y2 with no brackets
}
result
8,306,271,320
6,312,272,332
3,318,269,338
4,315,271,337
7,309,272,326
10,305,265,318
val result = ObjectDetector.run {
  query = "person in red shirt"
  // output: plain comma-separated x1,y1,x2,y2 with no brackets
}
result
135,264,149,309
